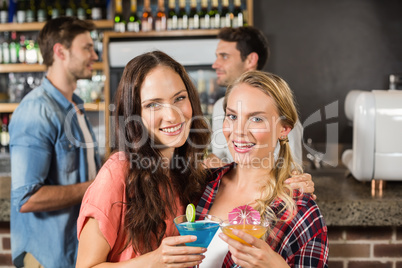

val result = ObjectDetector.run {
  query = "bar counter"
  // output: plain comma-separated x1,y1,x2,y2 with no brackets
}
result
1,168,402,225
311,168,402,226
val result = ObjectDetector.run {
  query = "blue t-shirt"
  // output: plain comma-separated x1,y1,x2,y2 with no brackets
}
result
9,78,101,268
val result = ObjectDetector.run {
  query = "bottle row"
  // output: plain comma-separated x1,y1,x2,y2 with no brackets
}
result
0,0,247,32
0,71,104,104
0,0,109,24
0,31,42,64
114,0,246,33
0,30,105,64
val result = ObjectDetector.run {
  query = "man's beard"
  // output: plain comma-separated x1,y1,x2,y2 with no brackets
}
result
71,67,92,80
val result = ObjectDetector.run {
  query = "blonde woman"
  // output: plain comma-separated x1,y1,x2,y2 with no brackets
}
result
198,70,328,267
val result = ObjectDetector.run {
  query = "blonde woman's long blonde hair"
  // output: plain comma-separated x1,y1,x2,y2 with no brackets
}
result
223,70,302,224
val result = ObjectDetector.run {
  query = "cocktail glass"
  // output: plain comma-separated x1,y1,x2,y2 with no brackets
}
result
174,214,222,268
220,218,270,246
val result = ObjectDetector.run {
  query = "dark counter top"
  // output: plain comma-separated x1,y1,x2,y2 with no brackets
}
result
1,168,402,225
312,168,402,226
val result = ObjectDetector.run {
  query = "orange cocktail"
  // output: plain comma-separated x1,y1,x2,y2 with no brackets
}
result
221,222,269,246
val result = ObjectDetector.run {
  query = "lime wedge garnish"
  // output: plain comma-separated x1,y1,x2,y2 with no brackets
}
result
186,203,196,223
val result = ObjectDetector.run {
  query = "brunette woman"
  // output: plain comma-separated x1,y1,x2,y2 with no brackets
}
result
76,51,210,267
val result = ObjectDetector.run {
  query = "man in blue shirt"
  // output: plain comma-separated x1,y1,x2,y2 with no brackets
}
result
9,17,101,268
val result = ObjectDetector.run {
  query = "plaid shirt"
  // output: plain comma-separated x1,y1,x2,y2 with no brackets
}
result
197,163,329,268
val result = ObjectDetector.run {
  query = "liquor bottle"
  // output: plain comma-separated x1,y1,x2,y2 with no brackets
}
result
0,0,8,24
9,32,19,64
220,0,231,28
36,0,47,22
113,0,125,32
65,0,76,17
177,0,188,30
199,0,209,29
1,32,10,64
25,37,37,64
51,0,63,19
209,0,220,29
46,0,52,19
103,0,109,20
26,0,36,22
141,0,153,32
127,0,140,32
188,0,199,30
1,114,10,153
18,35,26,63
0,34,3,63
77,0,91,20
166,0,177,31
16,0,26,23
232,0,243,28
36,40,43,64
154,0,166,31
91,0,103,20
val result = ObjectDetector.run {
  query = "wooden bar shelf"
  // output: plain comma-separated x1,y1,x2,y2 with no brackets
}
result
0,20,113,32
104,29,220,39
0,103,18,113
0,102,106,113
0,62,104,73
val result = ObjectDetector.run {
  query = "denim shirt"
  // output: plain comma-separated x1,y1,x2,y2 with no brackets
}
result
9,78,101,268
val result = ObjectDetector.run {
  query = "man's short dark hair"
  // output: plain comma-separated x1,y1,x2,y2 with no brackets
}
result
218,26,270,70
38,17,95,67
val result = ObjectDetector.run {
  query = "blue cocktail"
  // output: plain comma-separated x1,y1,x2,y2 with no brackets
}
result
174,214,222,267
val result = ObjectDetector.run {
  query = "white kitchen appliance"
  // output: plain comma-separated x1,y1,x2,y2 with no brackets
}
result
342,90,402,181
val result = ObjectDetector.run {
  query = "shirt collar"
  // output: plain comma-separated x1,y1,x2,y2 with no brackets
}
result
42,77,85,112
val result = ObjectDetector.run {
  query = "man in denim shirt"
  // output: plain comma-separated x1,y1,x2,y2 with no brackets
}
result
9,17,101,268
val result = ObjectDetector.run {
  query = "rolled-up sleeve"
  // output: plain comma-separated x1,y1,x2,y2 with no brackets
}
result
77,153,127,249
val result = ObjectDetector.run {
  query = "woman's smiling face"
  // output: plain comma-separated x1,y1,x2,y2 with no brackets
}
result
140,65,193,156
223,83,285,166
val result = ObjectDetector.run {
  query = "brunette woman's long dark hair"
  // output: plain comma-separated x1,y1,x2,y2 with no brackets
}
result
112,51,210,254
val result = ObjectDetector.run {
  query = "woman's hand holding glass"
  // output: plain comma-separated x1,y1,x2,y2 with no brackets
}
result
218,230,290,268
174,213,222,268
150,235,206,267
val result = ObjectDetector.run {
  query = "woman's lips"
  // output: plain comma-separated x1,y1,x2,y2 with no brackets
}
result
160,123,184,135
232,141,255,153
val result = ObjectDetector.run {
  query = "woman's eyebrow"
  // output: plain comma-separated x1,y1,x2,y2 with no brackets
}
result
142,90,187,104
226,107,266,116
